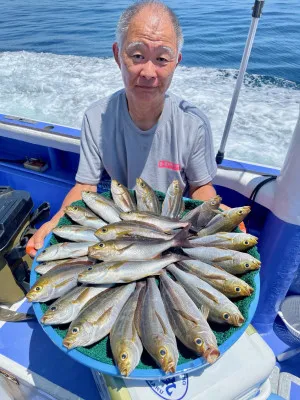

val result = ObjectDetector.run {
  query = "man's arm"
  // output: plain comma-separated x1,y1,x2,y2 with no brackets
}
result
190,182,217,201
26,182,97,257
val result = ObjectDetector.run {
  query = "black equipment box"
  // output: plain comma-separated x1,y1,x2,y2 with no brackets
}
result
0,187,33,252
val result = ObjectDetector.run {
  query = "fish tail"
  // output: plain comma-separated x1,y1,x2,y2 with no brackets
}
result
173,225,193,248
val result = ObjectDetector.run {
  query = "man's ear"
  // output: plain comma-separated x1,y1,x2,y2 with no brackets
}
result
177,53,182,66
113,42,121,68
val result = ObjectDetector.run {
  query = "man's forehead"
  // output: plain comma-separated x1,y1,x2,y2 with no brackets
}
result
126,41,176,56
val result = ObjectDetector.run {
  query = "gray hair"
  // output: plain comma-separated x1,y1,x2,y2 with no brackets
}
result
116,0,184,53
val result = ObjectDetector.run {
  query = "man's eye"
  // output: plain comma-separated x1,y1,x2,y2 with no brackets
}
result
157,57,168,63
132,54,144,60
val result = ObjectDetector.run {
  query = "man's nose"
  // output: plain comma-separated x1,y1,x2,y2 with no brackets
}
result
140,61,157,80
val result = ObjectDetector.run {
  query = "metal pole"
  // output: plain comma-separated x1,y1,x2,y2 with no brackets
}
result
216,0,265,165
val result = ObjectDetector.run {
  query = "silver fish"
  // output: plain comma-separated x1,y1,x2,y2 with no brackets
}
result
78,254,187,284
140,278,178,373
182,246,261,275
161,180,185,218
35,256,93,275
134,282,147,338
120,211,190,232
82,191,121,223
65,205,107,229
63,283,136,349
110,282,145,376
111,179,137,212
53,225,97,242
88,227,191,261
135,178,161,215
26,263,90,302
95,221,175,241
36,241,98,262
168,265,245,326
189,232,258,251
197,206,251,237
177,260,254,298
181,196,222,231
41,285,111,325
160,272,219,363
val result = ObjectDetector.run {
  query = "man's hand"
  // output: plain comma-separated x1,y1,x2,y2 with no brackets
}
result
26,220,57,257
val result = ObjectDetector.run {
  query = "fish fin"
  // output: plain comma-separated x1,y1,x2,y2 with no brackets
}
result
212,256,233,262
198,288,219,303
94,307,113,326
155,311,169,335
86,216,99,221
202,273,226,281
212,264,226,271
120,243,135,252
173,225,192,248
212,210,224,215
173,308,199,325
200,305,210,319
215,233,233,241
55,277,74,288
73,287,91,304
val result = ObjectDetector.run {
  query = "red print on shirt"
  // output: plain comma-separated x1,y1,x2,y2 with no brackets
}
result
158,160,180,171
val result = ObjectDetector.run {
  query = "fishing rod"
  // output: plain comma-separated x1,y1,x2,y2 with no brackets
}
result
216,0,265,165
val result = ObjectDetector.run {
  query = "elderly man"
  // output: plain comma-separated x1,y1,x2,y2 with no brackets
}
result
27,0,217,256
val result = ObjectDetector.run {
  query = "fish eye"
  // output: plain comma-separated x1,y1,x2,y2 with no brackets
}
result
159,348,167,357
41,262,46,266
50,306,57,311
117,183,122,187
41,250,46,254
72,327,79,334
238,210,243,215
244,240,249,245
101,228,108,233
87,266,93,271
223,313,230,320
35,286,41,291
140,182,145,188
235,287,241,292
244,263,250,268
99,243,105,248
195,338,203,346
121,353,127,360
73,207,78,211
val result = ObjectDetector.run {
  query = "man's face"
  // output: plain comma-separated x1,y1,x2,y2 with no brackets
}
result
113,7,182,105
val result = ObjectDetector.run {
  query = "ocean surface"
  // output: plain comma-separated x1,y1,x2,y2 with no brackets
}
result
0,0,299,168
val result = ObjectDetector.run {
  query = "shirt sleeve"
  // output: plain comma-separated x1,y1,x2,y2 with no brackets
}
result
75,112,104,185
185,121,217,187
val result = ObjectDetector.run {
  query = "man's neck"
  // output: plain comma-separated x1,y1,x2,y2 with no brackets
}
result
126,95,164,131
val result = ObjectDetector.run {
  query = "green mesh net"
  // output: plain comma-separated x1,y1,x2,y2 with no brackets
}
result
38,190,259,369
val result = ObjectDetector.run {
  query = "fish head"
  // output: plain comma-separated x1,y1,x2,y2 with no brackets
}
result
204,347,220,364
242,259,261,272
41,301,73,325
111,180,126,196
95,226,117,241
153,337,178,373
170,180,181,195
229,206,251,223
240,234,258,248
208,195,222,208
222,310,245,327
115,340,141,377
232,282,254,297
63,320,93,349
36,244,60,262
88,241,120,259
119,211,136,221
78,263,112,283
65,206,83,220
26,279,55,302
136,178,151,196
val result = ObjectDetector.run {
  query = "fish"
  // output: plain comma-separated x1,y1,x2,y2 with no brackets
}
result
26,263,91,302
82,191,121,223
88,226,191,261
177,260,254,298
53,225,97,242
119,211,190,232
160,272,219,363
135,178,161,215
63,283,136,349
65,205,107,230
134,282,147,338
189,232,258,251
140,278,178,373
35,256,94,275
181,246,261,275
0,307,36,322
167,265,245,326
197,206,251,237
36,241,98,262
161,180,185,218
181,196,222,231
41,285,111,325
111,179,137,212
78,253,188,284
95,221,175,241
110,282,145,376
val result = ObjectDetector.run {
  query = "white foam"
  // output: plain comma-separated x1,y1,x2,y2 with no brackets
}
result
0,51,298,168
